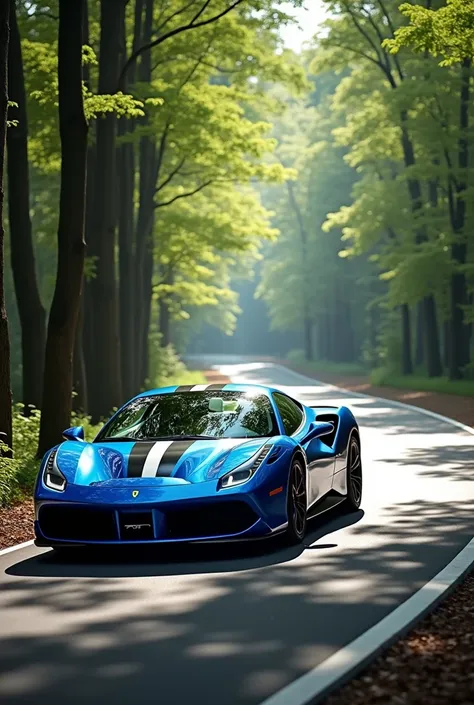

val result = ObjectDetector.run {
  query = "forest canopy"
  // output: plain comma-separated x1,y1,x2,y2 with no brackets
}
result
0,0,473,465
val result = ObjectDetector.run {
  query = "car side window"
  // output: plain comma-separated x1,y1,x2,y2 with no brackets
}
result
273,393,304,436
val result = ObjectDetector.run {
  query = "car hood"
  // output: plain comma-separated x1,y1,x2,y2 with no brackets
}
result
52,437,275,487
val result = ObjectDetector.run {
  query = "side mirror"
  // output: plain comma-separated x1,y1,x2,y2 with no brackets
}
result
62,426,85,442
300,421,334,445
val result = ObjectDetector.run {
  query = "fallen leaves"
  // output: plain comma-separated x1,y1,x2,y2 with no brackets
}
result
324,574,474,705
0,499,35,549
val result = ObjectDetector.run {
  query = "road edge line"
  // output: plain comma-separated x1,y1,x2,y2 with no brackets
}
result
259,535,474,705
263,362,474,436
0,540,34,557
222,362,474,705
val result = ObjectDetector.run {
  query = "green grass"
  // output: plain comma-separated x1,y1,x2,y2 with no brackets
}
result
284,352,474,398
370,369,474,397
286,358,368,377
158,370,207,387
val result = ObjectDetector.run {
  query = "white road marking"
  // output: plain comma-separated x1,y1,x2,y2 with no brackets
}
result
0,540,34,557
245,362,474,436
212,361,474,705
141,440,174,477
259,535,474,705
2,361,474,705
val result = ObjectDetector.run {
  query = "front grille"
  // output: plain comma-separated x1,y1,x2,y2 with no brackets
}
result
38,501,259,543
39,504,117,542
165,501,258,539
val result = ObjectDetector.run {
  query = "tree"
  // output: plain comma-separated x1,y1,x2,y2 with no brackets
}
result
387,0,473,378
7,0,46,412
85,0,127,423
37,0,88,456
0,0,12,451
314,0,444,376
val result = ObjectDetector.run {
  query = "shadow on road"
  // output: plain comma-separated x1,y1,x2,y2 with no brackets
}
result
2,501,474,705
6,508,363,580
2,360,474,705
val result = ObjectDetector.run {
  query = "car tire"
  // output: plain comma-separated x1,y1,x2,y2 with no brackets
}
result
285,456,307,544
345,434,362,511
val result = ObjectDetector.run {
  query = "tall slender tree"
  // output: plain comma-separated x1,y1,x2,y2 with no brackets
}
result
0,0,12,451
38,0,88,456
7,0,46,412
86,0,127,422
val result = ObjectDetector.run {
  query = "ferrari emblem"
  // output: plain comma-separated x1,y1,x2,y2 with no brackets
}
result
132,490,139,498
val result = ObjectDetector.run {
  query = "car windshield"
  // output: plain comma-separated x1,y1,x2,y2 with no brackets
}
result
95,391,279,441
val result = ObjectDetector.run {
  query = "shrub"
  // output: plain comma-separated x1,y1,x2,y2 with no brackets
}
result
0,405,103,507
286,349,306,364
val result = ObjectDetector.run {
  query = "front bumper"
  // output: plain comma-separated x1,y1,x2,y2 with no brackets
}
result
34,475,289,547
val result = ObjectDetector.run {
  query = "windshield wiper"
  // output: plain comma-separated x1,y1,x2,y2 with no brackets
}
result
146,434,217,441
98,434,217,442
96,436,138,443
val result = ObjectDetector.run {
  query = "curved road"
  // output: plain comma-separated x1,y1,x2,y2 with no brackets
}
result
1,359,474,705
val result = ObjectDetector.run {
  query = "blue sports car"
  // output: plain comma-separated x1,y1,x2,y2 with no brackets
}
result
34,383,362,549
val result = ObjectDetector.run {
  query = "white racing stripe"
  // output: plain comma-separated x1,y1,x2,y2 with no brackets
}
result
141,440,174,477
190,384,210,391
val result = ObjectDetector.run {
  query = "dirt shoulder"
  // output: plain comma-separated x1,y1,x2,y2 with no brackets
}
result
0,499,34,550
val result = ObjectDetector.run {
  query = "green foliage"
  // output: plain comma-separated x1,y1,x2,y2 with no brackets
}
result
370,370,474,397
0,451,21,508
148,339,206,389
83,90,148,121
386,0,474,65
0,405,102,507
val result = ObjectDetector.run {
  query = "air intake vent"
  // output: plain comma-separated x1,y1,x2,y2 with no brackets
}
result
46,448,58,472
251,445,272,470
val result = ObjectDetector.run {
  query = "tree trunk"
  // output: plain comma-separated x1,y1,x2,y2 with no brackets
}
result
422,295,442,377
134,0,156,389
398,117,442,376
0,0,12,452
303,315,313,361
159,299,171,347
37,0,88,457
443,319,451,371
87,0,126,421
118,138,137,398
72,300,88,412
159,266,174,347
400,304,413,374
118,0,143,400
6,0,46,412
139,240,154,386
74,0,91,411
415,301,424,367
448,58,471,380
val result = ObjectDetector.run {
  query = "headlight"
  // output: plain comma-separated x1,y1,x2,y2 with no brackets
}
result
218,444,273,490
43,449,67,492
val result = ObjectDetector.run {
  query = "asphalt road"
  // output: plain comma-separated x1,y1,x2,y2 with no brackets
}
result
1,359,474,705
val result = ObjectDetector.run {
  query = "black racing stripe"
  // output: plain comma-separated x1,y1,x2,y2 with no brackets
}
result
127,441,156,478
155,440,196,477
206,383,226,390
175,385,194,392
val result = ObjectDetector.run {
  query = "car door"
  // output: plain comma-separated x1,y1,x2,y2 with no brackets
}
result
272,392,335,506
